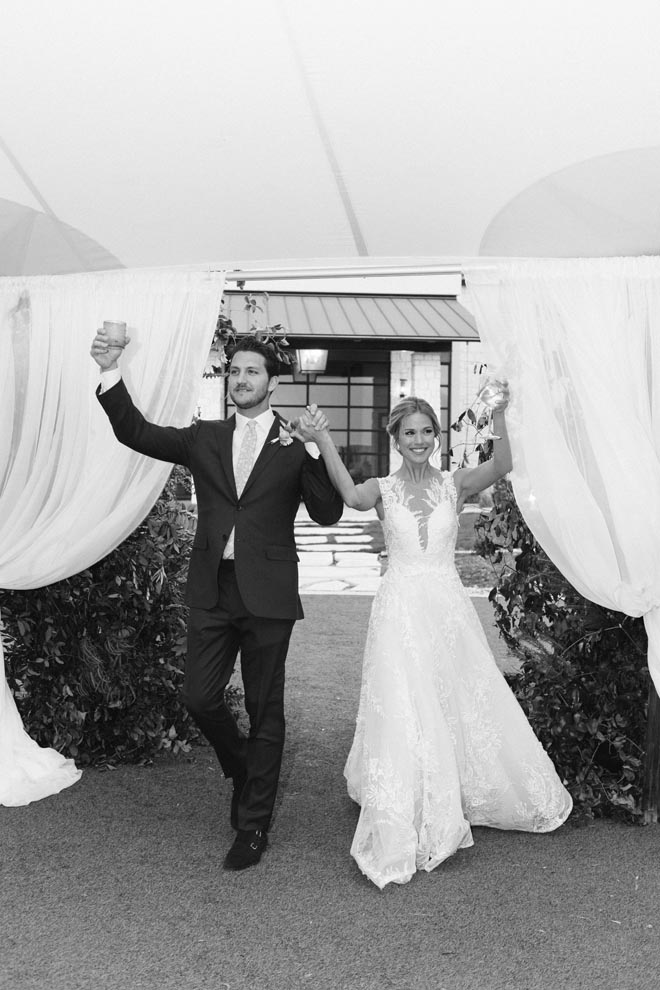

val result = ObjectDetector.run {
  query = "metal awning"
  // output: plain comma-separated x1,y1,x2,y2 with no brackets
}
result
223,291,478,341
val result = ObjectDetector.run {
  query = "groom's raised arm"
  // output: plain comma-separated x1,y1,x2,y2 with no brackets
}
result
92,329,197,467
97,376,198,468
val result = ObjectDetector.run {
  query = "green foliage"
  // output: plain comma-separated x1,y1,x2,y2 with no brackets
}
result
449,362,496,468
205,294,294,376
1,469,203,765
475,479,649,821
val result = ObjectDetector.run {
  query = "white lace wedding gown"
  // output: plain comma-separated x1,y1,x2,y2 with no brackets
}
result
344,474,572,889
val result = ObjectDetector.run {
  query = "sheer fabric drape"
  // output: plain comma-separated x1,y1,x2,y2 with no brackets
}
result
0,268,225,805
462,257,660,692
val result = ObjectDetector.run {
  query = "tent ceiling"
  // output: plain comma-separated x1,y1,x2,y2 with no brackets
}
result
223,291,477,341
480,148,660,258
2,0,659,272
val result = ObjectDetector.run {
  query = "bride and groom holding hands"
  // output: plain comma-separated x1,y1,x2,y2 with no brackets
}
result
90,326,571,890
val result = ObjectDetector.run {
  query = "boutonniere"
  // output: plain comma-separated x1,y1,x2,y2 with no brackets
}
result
270,425,294,447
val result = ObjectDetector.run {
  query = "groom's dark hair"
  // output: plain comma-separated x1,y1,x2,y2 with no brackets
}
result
228,334,282,379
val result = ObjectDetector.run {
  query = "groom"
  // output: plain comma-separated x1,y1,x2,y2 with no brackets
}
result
91,329,343,870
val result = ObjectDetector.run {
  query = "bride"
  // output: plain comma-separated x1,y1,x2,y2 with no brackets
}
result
296,390,572,889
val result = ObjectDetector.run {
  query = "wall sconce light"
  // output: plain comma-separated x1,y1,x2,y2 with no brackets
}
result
296,349,328,374
399,378,410,398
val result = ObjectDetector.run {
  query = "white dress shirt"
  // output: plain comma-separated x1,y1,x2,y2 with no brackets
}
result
99,367,122,392
223,409,274,558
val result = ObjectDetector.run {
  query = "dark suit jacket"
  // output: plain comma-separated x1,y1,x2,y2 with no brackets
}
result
97,379,343,619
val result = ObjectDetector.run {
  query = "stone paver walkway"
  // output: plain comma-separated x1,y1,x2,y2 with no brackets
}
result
296,504,491,597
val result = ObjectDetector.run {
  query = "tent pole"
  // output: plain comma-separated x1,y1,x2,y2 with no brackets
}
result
223,263,465,284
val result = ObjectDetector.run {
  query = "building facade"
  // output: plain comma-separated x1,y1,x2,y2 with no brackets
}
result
198,290,485,474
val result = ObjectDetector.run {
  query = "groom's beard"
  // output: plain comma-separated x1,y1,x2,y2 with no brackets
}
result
230,381,270,410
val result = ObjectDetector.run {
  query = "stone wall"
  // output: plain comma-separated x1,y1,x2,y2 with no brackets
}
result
198,374,225,420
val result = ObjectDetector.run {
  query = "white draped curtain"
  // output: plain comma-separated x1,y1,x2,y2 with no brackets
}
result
462,257,660,693
0,268,226,805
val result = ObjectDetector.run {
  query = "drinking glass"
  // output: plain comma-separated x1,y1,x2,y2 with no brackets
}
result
103,320,127,348
475,373,506,440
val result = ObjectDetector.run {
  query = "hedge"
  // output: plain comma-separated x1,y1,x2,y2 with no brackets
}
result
1,469,204,765
475,479,649,820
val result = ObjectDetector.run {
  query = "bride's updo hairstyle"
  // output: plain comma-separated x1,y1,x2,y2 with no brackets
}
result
386,397,442,448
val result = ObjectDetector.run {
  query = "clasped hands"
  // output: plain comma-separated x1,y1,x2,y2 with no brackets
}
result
284,404,329,443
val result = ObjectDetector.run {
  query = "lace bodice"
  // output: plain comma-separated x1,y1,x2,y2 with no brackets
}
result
378,473,458,572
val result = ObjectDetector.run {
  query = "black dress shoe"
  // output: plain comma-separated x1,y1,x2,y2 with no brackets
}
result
230,773,246,831
223,829,268,871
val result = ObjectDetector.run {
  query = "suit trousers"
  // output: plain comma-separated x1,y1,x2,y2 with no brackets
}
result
183,561,295,832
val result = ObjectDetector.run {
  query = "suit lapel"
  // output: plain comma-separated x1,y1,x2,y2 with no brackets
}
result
240,414,285,497
215,414,237,494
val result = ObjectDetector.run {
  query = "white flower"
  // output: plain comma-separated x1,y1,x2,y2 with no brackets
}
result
271,425,294,446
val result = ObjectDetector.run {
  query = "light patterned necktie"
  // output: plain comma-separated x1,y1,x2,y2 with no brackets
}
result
235,419,257,495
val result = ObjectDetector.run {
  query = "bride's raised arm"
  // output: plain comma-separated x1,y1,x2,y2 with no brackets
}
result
454,386,513,505
291,406,380,511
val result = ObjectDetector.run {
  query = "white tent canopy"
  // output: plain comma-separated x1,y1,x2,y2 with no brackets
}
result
2,0,660,271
